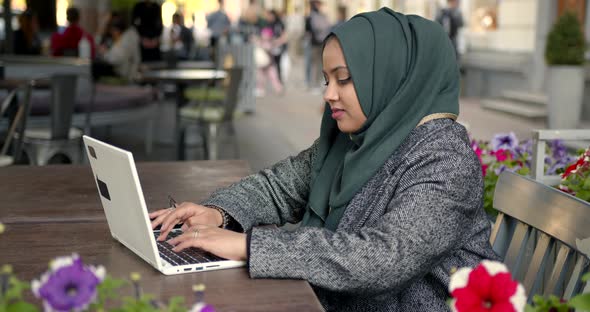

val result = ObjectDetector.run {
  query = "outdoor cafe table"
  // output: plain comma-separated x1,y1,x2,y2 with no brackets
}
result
0,161,323,311
0,222,323,311
141,69,227,160
0,160,249,224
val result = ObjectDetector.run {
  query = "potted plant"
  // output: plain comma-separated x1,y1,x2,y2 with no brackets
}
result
545,11,586,129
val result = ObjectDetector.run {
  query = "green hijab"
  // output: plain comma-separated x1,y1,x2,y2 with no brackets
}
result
301,8,461,231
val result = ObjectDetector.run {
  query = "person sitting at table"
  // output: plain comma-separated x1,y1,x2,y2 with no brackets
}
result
150,8,498,311
50,7,96,58
92,14,140,82
13,10,42,55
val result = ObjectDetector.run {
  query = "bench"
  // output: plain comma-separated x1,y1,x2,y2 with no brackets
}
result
491,171,590,300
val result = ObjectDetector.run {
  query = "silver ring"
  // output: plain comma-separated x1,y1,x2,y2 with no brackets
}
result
192,228,199,240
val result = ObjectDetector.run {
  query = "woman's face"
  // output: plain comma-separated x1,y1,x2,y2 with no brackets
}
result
322,38,367,133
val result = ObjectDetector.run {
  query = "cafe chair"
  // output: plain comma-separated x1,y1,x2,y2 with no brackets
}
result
21,74,83,165
490,171,590,301
179,67,243,160
0,80,33,166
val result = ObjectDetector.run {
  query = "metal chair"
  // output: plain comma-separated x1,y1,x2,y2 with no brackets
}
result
0,80,33,166
179,67,243,160
21,74,83,165
490,171,590,301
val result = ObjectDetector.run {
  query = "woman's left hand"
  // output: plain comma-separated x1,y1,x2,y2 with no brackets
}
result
167,225,247,261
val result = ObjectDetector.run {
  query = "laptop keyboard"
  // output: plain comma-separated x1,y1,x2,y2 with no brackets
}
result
154,231,225,266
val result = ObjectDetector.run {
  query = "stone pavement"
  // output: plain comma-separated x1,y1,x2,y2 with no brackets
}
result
104,56,547,173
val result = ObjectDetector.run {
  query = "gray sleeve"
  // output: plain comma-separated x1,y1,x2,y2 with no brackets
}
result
247,140,483,295
202,140,318,231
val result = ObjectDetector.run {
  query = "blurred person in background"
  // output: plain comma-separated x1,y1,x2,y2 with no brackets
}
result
93,14,140,81
206,0,231,62
332,6,347,30
265,9,288,83
13,10,41,55
238,0,263,43
169,12,194,60
255,26,283,97
132,0,163,62
50,7,96,58
436,0,464,58
305,0,331,92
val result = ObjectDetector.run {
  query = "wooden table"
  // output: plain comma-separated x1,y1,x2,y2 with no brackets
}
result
0,160,250,224
141,69,227,160
0,222,323,311
0,161,323,311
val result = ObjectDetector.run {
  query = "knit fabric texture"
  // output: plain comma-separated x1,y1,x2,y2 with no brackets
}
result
202,119,499,311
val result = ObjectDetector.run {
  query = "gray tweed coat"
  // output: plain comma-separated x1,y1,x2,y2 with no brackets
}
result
203,119,498,311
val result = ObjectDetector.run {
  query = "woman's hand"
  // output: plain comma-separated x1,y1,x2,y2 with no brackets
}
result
167,225,247,261
149,202,223,241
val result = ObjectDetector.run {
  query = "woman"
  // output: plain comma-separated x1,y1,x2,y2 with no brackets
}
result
265,9,288,82
13,11,41,55
151,8,497,311
92,14,140,81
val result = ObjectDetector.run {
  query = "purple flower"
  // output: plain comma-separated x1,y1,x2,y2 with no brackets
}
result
190,303,216,312
491,133,519,152
549,139,568,160
494,165,507,176
32,254,105,312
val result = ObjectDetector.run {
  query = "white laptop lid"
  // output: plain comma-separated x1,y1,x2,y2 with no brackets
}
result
83,135,161,270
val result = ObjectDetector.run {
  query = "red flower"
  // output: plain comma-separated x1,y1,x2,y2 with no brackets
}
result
562,156,585,179
482,164,488,177
450,261,525,312
495,149,512,162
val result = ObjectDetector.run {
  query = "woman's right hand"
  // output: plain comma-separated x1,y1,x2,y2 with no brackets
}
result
149,202,222,241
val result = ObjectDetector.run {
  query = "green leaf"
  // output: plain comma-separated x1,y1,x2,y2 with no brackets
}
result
4,277,29,301
166,296,187,312
569,293,590,311
524,304,538,312
6,302,38,312
576,189,590,201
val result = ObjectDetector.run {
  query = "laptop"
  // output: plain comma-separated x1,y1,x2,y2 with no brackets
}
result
83,135,245,275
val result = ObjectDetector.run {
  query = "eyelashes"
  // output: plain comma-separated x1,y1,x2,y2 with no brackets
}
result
323,77,352,86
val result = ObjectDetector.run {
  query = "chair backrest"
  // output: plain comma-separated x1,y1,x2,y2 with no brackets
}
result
1,80,33,161
491,171,590,300
50,74,78,139
221,67,243,122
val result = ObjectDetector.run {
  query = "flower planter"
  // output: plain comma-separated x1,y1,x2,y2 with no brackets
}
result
547,65,585,129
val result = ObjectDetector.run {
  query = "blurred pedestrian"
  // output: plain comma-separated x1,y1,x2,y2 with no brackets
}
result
255,27,283,97
132,0,163,62
93,14,140,81
206,0,231,63
238,0,263,43
265,10,288,83
50,7,96,58
169,13,194,60
13,10,41,55
305,0,331,91
332,6,347,30
436,0,464,58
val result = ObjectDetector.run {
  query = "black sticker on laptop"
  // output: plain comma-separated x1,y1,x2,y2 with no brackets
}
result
87,145,97,159
96,176,111,201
